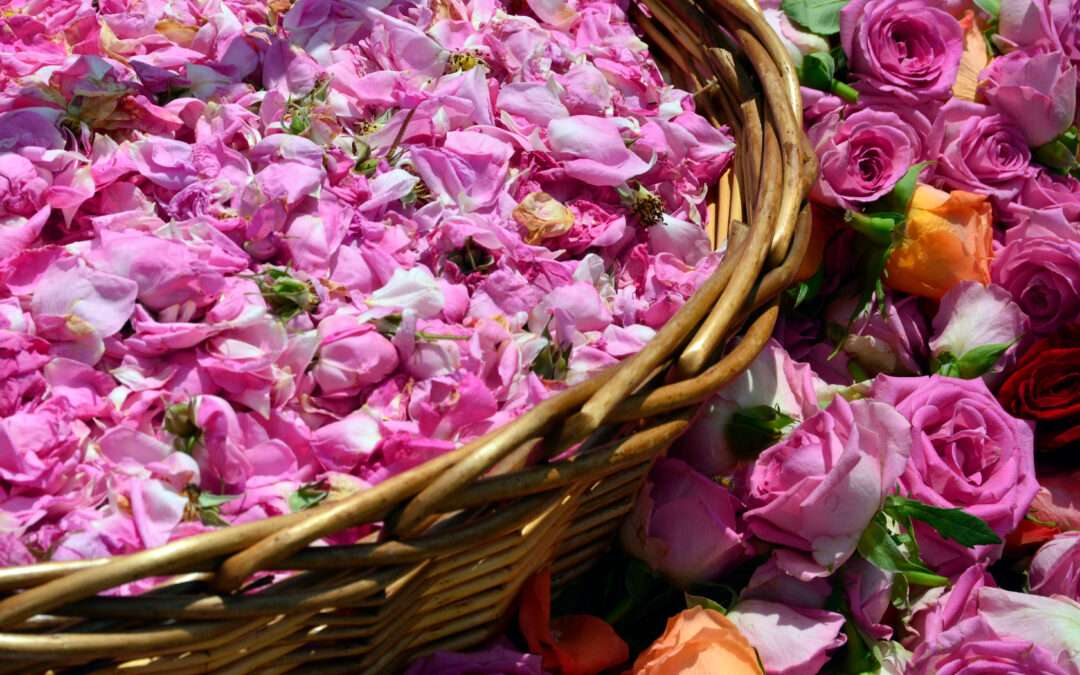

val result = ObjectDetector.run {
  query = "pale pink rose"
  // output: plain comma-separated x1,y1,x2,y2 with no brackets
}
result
620,457,752,586
1030,531,1080,601
727,599,847,675
744,397,911,575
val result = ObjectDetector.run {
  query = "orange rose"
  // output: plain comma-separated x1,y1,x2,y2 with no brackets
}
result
792,205,837,284
884,184,993,300
628,607,763,675
519,569,628,675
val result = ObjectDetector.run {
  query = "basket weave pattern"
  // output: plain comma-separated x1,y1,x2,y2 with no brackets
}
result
0,0,815,671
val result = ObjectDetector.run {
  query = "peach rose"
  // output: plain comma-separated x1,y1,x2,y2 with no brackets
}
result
629,607,763,674
885,184,993,300
951,11,990,101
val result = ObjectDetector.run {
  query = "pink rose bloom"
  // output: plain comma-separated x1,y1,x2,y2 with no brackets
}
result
673,340,821,476
910,588,1080,675
998,0,1080,67
1030,531,1080,601
312,315,399,397
1009,169,1080,233
620,457,752,586
927,99,1035,205
980,46,1077,146
872,375,1039,575
0,153,51,218
744,397,911,575
809,108,921,209
839,0,964,103
907,615,1074,675
726,599,846,675
992,221,1080,335
904,563,993,648
0,404,81,491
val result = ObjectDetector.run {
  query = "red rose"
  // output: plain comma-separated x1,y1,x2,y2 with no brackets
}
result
997,324,1080,451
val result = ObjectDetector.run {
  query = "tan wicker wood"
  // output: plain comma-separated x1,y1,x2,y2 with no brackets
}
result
0,0,816,670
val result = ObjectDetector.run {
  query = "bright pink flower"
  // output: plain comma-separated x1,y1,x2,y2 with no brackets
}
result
620,457,752,586
744,397,911,575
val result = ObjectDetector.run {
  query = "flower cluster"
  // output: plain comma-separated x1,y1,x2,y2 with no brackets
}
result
0,0,735,565
422,0,1080,672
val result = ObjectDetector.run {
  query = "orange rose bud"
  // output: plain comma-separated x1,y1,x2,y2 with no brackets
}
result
629,606,764,675
519,569,629,675
884,184,993,301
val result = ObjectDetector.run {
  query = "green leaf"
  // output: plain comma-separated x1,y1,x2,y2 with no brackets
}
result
685,592,726,613
787,263,825,308
782,0,849,35
288,483,330,512
943,343,1010,379
885,496,1002,547
1034,128,1080,174
878,162,930,215
799,51,836,92
973,0,1000,17
725,405,797,460
857,516,949,587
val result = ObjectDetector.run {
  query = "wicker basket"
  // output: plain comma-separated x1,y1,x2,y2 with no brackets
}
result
0,0,815,671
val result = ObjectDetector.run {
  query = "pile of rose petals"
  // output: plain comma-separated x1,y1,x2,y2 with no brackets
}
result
0,0,735,566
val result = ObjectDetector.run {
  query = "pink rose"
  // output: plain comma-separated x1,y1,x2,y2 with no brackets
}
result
992,221,1080,335
809,108,922,209
1010,169,1080,232
1030,531,1080,601
999,0,1080,68
726,599,846,675
0,153,51,218
980,46,1077,146
904,563,993,648
620,457,752,586
927,99,1035,205
909,588,1080,675
871,375,1039,575
744,397,911,575
840,0,964,103
908,616,1074,675
673,340,821,477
